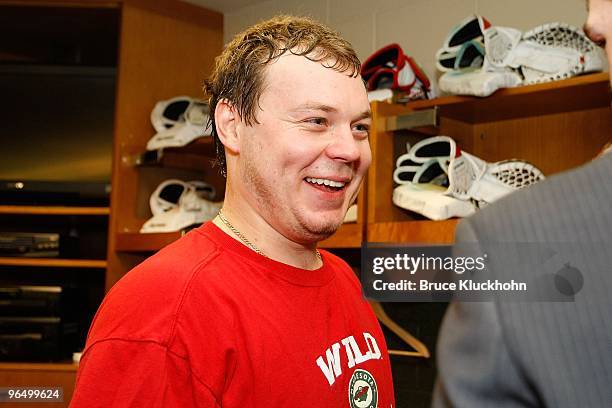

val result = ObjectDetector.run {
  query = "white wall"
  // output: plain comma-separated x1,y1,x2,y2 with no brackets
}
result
224,0,588,82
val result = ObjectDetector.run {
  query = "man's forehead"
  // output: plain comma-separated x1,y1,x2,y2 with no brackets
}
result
264,52,353,77
260,54,369,112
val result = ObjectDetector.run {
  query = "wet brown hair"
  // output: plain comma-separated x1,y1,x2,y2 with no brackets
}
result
203,15,361,175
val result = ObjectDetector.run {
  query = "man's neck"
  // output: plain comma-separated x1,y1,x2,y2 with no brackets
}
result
212,197,322,270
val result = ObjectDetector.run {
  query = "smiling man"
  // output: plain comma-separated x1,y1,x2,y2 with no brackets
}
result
71,16,394,407
210,47,371,266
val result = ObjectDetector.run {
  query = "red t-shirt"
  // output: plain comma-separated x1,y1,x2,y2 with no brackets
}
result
71,222,395,407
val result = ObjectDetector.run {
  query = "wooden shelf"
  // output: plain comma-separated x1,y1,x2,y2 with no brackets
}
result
367,219,459,244
319,223,363,248
0,361,78,408
0,362,78,372
115,231,183,252
135,137,216,171
0,258,107,268
0,206,109,216
394,72,611,124
167,137,215,156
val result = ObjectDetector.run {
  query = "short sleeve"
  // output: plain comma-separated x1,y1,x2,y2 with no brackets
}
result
70,339,220,408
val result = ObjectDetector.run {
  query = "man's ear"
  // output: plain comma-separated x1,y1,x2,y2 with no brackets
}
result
215,99,240,153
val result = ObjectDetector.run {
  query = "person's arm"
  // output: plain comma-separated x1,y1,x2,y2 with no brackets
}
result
432,220,539,408
70,339,220,407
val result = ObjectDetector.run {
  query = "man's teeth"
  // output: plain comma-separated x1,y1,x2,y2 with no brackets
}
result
305,177,346,188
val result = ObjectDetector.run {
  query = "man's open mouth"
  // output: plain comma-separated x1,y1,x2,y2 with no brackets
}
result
304,177,347,192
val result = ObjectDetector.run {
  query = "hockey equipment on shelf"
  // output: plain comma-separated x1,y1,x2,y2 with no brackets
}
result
436,39,486,72
435,15,491,71
517,23,605,85
392,136,546,220
149,179,216,216
438,69,523,97
147,97,211,150
394,159,449,185
141,179,222,233
392,136,475,220
440,14,492,52
393,136,458,185
435,14,524,97
393,183,476,221
484,26,524,68
361,43,431,100
447,152,545,206
150,96,192,132
397,136,458,164
367,88,394,102
484,23,604,84
436,17,604,96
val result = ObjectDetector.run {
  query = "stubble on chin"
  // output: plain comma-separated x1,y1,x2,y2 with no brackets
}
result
295,214,341,243
241,157,344,243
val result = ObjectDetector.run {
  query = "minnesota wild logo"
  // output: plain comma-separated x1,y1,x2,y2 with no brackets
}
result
348,369,378,408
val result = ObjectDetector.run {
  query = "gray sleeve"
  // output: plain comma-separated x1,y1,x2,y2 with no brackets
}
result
432,220,539,408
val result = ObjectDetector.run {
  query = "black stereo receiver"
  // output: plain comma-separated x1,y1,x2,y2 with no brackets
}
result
0,233,59,257
0,286,79,361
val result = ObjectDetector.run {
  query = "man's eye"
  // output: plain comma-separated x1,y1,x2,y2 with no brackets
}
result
305,118,327,126
353,124,370,136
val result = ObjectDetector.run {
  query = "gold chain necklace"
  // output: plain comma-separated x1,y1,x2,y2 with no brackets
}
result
216,209,321,261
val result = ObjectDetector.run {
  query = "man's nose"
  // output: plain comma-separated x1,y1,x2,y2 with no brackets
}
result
325,125,361,163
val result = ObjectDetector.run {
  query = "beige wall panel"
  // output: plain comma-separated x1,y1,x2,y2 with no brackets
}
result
329,0,404,25
224,0,276,41
334,13,376,61
375,0,475,81
224,0,328,41
476,0,587,30
275,0,328,23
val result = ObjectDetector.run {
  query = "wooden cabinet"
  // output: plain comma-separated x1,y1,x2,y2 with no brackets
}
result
0,0,223,405
105,0,224,289
367,73,612,244
0,362,78,408
0,206,107,407
0,206,109,340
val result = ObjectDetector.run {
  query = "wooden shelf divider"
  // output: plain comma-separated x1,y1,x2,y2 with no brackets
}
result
133,137,216,171
367,219,459,244
0,362,78,372
319,223,363,249
398,72,611,124
115,231,183,252
0,206,109,216
0,258,107,268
